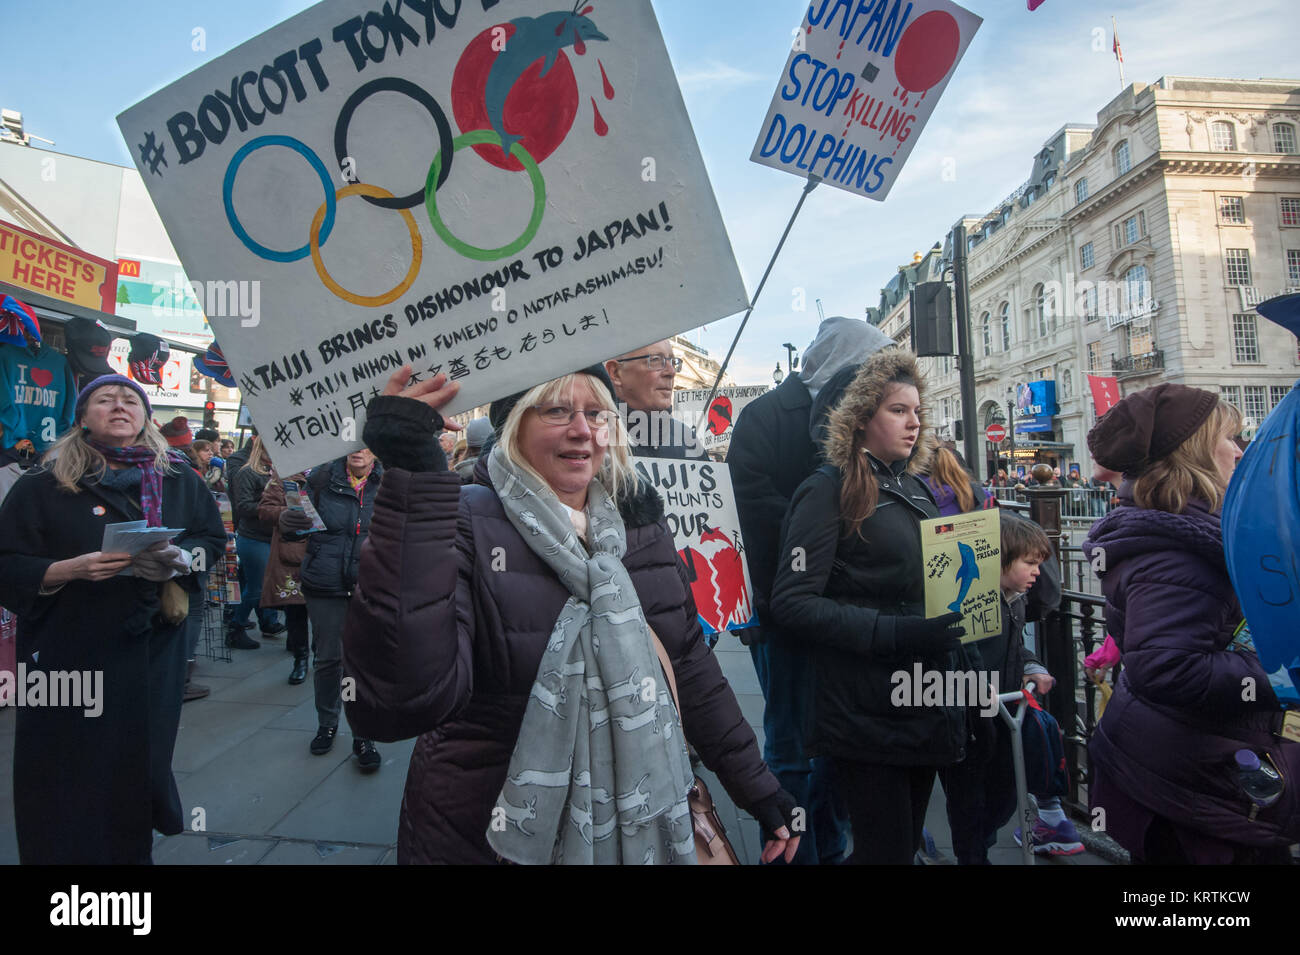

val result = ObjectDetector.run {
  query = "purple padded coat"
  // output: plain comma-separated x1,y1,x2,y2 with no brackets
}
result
1082,490,1299,861
342,465,779,864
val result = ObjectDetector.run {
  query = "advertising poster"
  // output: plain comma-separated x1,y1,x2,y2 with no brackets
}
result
634,458,755,636
921,508,1000,643
673,384,768,452
751,0,981,200
118,0,748,475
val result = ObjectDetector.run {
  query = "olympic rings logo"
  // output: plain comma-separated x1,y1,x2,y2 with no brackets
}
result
222,77,549,307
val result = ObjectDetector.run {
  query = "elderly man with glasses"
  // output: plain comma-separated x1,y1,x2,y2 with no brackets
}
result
603,340,707,460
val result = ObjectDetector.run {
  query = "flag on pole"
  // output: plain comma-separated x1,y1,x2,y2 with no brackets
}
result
1113,26,1123,63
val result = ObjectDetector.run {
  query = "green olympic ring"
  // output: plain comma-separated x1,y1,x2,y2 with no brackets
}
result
424,130,547,261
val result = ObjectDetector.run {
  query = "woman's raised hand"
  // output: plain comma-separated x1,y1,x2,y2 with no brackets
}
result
381,365,462,430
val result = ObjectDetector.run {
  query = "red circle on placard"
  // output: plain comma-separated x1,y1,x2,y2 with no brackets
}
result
893,11,961,93
451,25,580,172
986,424,1006,443
706,396,733,436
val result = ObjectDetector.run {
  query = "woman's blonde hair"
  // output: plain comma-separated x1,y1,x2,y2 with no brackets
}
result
246,435,272,476
929,446,974,512
44,384,175,492
497,372,636,503
1131,401,1241,514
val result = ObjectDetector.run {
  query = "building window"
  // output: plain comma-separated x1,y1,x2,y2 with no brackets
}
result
1124,264,1150,305
1210,121,1237,151
1124,216,1140,244
1272,385,1292,411
1219,196,1245,224
1273,123,1297,154
1232,313,1261,363
1084,284,1099,321
1244,386,1269,424
1288,249,1300,286
1075,179,1089,204
1281,197,1300,227
1221,385,1242,410
1114,140,1131,175
999,302,1011,351
980,312,991,356
1087,341,1103,371
1080,242,1094,270
1033,284,1048,337
1225,249,1252,286
1128,323,1153,358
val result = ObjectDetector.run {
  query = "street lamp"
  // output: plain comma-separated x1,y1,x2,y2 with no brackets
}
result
782,343,799,377
773,362,784,385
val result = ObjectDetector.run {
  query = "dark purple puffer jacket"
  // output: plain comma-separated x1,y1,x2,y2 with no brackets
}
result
342,466,778,864
1082,492,1299,855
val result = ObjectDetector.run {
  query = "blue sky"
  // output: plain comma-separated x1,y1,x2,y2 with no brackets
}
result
4,0,1297,383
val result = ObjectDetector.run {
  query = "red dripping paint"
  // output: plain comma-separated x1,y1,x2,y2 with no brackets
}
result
574,34,587,56
599,59,615,100
592,98,609,136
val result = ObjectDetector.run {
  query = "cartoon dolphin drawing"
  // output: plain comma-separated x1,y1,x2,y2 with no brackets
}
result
484,3,608,156
947,540,979,613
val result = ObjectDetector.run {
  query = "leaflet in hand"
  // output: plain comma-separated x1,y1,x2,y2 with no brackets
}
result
101,521,184,576
282,481,327,533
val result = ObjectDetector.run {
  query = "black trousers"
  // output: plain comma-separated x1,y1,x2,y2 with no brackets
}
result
284,604,309,657
833,760,936,865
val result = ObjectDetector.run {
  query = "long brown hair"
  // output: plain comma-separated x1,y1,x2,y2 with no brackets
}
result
824,350,933,539
929,446,974,512
246,435,272,476
1131,401,1241,514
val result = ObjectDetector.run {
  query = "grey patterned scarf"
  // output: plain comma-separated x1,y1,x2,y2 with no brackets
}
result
485,445,696,865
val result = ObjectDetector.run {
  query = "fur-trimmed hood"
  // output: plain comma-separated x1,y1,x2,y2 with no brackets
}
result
823,349,936,475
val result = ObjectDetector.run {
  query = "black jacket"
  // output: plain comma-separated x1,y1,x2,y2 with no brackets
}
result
224,439,252,493
725,376,818,625
769,458,970,766
232,465,273,542
299,457,383,596
0,462,225,863
630,413,708,461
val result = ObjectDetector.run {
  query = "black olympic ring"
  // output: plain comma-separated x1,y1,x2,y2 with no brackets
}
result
333,77,455,210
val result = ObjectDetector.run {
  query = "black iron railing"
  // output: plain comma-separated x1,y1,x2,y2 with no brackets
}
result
1112,350,1164,376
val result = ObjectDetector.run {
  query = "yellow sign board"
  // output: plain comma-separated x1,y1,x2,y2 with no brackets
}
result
921,509,1001,643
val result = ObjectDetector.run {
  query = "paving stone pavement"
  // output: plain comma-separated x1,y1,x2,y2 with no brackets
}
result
0,628,1112,865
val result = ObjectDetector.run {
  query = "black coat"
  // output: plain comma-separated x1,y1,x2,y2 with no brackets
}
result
299,457,383,597
630,413,708,461
232,465,273,541
725,375,819,625
769,459,969,766
0,461,225,863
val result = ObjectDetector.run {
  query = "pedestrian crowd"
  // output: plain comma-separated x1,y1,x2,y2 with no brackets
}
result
0,319,1295,866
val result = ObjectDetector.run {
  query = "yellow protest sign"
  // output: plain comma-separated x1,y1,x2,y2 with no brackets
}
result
921,509,1001,643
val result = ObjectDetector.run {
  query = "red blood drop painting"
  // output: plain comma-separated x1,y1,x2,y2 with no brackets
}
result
893,10,961,93
679,527,753,633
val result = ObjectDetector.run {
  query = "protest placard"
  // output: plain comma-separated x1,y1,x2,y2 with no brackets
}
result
751,0,982,200
634,458,755,636
672,384,768,452
118,0,748,474
920,509,1000,643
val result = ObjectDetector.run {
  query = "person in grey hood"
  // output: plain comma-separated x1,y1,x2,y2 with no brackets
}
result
725,316,891,864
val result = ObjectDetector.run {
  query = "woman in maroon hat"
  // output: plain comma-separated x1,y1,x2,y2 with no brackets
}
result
0,374,225,863
1082,383,1299,863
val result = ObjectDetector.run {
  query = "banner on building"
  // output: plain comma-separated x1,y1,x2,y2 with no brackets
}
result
751,0,982,200
118,0,749,475
921,509,1001,643
1087,374,1120,418
673,384,768,451
634,458,756,636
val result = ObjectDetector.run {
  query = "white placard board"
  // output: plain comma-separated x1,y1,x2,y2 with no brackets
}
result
673,384,769,452
633,458,756,636
751,0,982,200
119,0,748,474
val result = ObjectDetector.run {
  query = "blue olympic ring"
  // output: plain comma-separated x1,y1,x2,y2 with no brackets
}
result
223,136,337,263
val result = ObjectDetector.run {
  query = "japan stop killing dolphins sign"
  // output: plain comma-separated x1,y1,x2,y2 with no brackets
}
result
119,0,748,474
752,0,982,200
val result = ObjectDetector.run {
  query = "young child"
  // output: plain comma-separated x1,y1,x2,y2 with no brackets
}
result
940,512,1084,862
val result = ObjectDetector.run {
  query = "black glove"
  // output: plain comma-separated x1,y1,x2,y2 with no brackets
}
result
749,787,799,838
362,395,449,473
279,507,314,532
894,611,965,656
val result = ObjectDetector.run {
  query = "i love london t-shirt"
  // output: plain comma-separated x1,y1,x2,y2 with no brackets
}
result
0,343,76,451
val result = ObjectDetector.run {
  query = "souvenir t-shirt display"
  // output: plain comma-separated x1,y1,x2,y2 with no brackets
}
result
0,342,77,451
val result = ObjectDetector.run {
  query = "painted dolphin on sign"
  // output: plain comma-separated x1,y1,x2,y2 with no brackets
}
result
484,3,608,156
948,540,979,613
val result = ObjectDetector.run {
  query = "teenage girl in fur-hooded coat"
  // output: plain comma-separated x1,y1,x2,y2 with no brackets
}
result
770,350,972,865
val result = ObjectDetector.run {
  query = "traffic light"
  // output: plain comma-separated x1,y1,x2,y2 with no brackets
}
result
204,401,215,413
909,282,955,356
954,420,964,441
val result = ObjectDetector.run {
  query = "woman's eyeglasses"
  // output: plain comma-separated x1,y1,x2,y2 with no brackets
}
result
532,406,614,428
614,354,682,371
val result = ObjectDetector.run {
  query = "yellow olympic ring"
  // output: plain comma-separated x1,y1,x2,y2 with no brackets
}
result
309,184,422,307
